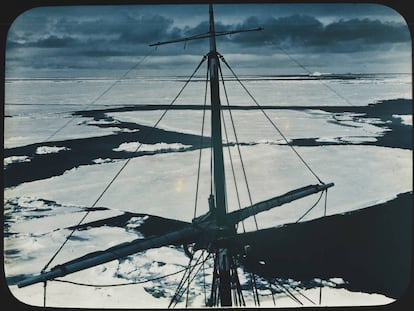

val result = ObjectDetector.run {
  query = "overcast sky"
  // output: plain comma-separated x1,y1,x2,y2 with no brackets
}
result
5,3,412,77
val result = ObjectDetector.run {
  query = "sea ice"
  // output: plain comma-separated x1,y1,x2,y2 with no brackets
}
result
113,142,192,153
35,146,70,155
4,115,120,148
4,145,411,228
4,74,411,308
4,155,31,168
392,114,412,126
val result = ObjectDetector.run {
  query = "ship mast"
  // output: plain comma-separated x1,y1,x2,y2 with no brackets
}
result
208,4,227,228
207,3,232,306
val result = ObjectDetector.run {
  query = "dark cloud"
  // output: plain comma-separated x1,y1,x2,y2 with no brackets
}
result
6,13,185,62
318,18,410,44
5,4,411,76
227,15,323,47
214,3,405,22
29,35,78,48
229,15,410,53
49,14,181,44
119,15,179,43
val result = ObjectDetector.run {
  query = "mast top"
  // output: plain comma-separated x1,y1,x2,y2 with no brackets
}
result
209,3,217,52
149,4,262,48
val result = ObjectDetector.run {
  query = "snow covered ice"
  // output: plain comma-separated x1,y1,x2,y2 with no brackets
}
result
4,72,412,308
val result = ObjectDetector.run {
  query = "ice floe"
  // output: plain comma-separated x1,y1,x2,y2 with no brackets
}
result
393,114,412,126
113,142,192,153
35,146,70,155
4,155,31,168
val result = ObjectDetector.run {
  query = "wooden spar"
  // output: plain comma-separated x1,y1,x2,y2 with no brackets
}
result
18,226,199,288
17,182,333,289
149,28,263,47
227,183,334,225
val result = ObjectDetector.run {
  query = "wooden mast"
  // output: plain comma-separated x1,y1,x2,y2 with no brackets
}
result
207,3,232,306
208,4,227,228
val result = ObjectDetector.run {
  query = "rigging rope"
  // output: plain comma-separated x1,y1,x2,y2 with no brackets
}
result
169,250,210,308
220,55,324,185
218,60,259,230
43,48,157,143
251,272,260,306
202,251,207,305
185,252,193,307
210,253,219,306
43,281,47,307
276,46,355,107
319,282,323,305
49,251,210,287
184,255,210,307
268,281,276,306
52,262,198,287
41,55,208,274
319,189,329,305
169,255,194,308
193,61,210,219
295,190,325,223
230,256,246,306
263,278,316,306
287,283,316,305
221,110,246,233
270,279,303,305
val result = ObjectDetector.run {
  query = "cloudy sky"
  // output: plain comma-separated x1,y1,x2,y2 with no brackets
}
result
5,3,412,77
